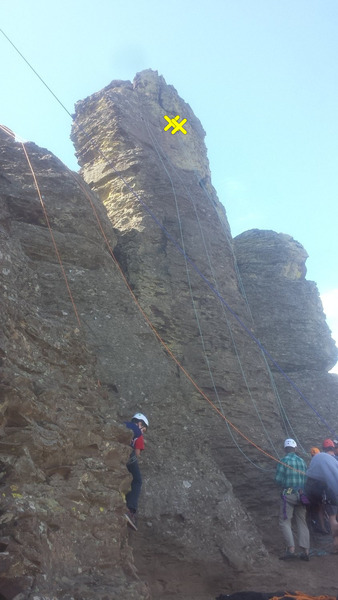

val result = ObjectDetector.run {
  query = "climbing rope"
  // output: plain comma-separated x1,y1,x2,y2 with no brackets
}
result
269,593,336,600
143,116,280,468
2,121,310,476
0,124,81,327
1,27,336,448
140,110,309,457
2,27,336,439
196,172,307,455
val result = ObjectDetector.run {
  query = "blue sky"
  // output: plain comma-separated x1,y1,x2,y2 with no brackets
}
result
2,0,337,365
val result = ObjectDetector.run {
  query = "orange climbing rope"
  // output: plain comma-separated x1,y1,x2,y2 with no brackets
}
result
22,145,81,326
1,124,81,326
67,167,306,474
1,122,305,474
269,593,336,600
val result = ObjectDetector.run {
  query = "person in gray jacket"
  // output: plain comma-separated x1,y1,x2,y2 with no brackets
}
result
305,438,338,552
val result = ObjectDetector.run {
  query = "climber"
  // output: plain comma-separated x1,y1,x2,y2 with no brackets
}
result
305,438,338,552
124,412,149,531
275,438,310,561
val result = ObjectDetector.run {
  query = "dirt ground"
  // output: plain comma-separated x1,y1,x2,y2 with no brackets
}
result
133,525,338,600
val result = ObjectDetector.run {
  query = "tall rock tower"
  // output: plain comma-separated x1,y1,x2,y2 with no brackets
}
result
71,69,288,586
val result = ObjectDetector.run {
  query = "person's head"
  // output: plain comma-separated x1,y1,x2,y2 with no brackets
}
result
310,447,320,456
284,438,297,453
322,438,335,453
131,412,149,433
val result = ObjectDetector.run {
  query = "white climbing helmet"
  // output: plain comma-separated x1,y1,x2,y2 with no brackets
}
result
284,438,297,448
132,413,149,427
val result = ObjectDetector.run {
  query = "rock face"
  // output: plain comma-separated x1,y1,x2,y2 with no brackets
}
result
0,129,152,600
233,229,337,373
233,229,338,481
1,70,338,599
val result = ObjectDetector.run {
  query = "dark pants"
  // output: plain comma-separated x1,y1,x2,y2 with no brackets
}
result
305,477,337,505
126,457,142,513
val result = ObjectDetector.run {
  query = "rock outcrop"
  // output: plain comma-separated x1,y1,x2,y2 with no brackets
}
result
1,70,337,599
234,229,338,460
234,229,337,373
0,129,152,599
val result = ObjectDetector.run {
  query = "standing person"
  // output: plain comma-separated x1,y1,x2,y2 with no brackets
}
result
305,438,338,552
124,412,149,531
275,438,310,561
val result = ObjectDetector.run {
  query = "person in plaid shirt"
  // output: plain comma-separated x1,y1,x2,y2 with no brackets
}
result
275,438,310,561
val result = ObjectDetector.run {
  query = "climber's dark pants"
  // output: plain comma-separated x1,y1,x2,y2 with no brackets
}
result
126,457,142,513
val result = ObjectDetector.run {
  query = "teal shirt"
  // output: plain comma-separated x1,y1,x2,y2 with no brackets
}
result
275,452,307,490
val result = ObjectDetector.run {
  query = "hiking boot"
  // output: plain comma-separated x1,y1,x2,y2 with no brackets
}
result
299,553,310,561
124,510,138,531
279,550,297,560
